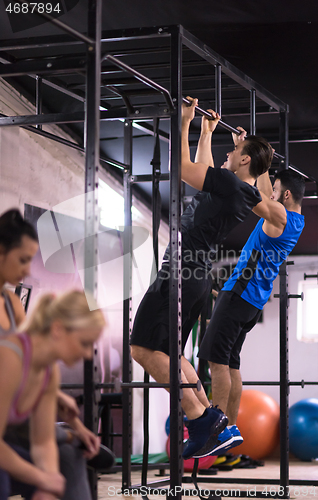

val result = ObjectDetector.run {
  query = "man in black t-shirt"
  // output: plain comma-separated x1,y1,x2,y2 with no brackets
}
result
130,99,273,459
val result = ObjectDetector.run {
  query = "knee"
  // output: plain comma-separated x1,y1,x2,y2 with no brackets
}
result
229,367,242,382
58,444,92,500
59,442,86,476
130,344,146,364
130,344,141,363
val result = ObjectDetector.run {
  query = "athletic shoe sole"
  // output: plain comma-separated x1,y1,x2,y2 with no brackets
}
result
207,434,243,456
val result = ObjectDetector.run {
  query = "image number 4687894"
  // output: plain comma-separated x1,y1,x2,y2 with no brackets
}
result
4,0,80,33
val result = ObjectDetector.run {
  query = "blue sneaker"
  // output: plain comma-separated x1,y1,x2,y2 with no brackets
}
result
204,425,243,456
182,406,228,460
228,425,243,446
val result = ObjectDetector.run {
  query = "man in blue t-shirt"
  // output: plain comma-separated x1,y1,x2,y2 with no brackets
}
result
131,99,274,460
198,165,305,456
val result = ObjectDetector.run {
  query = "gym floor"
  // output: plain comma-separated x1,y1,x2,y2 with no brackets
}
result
8,458,317,500
95,458,317,500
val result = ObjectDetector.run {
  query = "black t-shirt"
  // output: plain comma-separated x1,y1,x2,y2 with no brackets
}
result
163,167,262,270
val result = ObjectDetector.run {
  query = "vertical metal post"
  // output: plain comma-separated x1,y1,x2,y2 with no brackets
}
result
35,75,42,130
280,107,289,171
198,300,208,387
83,1,102,499
169,26,183,499
122,119,133,491
141,117,161,486
215,64,222,116
279,107,289,499
152,117,161,272
250,89,256,135
279,260,289,499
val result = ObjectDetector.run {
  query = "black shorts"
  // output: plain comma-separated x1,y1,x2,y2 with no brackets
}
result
130,264,212,355
198,290,262,369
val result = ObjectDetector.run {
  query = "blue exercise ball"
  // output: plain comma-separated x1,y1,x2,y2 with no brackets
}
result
165,415,170,436
289,398,318,461
165,414,188,436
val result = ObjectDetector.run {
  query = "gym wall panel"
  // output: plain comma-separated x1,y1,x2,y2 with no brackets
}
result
240,255,318,407
0,78,170,455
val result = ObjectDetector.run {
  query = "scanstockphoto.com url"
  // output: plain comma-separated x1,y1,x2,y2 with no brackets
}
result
107,485,318,497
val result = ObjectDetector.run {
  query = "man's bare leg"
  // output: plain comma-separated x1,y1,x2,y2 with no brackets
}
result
181,356,210,408
227,368,242,425
208,362,231,414
206,363,243,455
131,345,207,419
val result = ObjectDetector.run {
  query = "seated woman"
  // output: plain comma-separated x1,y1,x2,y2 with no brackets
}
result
0,289,106,500
0,208,111,500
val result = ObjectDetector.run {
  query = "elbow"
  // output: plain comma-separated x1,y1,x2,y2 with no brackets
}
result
181,161,192,179
252,206,266,219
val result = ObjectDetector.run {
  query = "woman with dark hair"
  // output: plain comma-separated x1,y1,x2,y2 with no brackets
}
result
0,209,39,331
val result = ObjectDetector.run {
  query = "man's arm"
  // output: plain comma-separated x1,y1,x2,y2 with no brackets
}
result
253,191,287,236
253,166,287,236
256,170,274,198
181,98,219,191
194,109,220,167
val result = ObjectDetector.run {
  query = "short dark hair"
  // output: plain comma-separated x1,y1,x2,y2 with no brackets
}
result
0,209,38,253
274,169,306,205
242,135,273,179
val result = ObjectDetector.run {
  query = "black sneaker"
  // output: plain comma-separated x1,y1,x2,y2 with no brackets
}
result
182,406,228,460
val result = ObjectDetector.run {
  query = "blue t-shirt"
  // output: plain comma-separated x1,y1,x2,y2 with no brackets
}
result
222,210,305,309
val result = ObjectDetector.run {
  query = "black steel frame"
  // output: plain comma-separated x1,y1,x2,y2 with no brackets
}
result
15,282,32,312
1,20,317,500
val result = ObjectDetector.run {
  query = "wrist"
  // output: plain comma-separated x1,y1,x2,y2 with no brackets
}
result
69,416,83,432
182,118,191,127
35,469,50,490
200,130,213,137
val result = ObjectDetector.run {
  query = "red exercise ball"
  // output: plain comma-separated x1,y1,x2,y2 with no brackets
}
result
166,426,216,472
235,390,280,460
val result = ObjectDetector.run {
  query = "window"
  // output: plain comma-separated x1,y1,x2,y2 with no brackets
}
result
99,179,141,230
297,280,318,342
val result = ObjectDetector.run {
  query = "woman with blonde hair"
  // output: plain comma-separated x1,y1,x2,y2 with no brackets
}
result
0,289,106,500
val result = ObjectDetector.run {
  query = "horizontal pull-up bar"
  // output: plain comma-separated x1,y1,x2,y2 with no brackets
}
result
288,164,317,182
62,379,318,390
183,96,289,154
182,96,240,135
103,54,175,110
102,62,315,183
61,380,202,390
183,97,318,182
203,380,318,387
